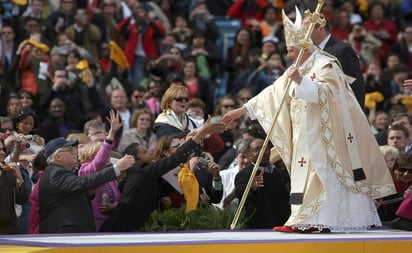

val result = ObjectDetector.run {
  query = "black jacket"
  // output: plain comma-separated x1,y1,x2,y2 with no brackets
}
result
0,171,27,234
39,165,117,233
323,36,366,108
100,139,203,232
235,165,291,229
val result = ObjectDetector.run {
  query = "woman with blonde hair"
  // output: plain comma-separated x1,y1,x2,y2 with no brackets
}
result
154,85,198,137
77,110,131,231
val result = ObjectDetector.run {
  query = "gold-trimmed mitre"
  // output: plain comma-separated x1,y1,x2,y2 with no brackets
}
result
282,6,309,48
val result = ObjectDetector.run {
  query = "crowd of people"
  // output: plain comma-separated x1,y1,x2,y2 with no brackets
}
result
1,0,412,234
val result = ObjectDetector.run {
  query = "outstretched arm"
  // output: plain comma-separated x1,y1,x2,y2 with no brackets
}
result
221,106,247,126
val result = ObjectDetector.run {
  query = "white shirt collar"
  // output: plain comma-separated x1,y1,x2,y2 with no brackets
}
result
318,34,331,50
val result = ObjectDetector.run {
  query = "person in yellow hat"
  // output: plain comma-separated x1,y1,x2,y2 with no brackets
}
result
15,39,51,97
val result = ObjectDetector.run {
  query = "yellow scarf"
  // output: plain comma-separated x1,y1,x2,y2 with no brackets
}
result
178,163,199,213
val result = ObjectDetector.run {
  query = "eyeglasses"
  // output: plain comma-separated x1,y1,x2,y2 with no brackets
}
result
174,97,189,102
0,127,13,133
398,167,412,174
170,142,180,148
222,104,235,108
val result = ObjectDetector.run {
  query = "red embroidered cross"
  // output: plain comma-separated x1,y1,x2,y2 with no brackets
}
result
347,133,354,143
310,73,316,81
298,157,306,167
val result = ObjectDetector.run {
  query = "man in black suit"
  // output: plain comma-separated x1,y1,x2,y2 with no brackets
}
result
235,138,291,229
310,17,365,108
39,137,135,233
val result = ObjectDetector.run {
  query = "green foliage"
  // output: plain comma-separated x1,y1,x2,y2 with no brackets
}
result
143,203,248,231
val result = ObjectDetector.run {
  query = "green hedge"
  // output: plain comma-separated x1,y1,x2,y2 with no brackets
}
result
143,203,248,231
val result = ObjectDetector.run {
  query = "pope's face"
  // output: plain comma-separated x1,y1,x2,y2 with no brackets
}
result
287,46,311,64
286,46,300,62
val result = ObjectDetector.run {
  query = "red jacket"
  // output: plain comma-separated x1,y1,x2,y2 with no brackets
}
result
227,0,269,28
117,18,166,66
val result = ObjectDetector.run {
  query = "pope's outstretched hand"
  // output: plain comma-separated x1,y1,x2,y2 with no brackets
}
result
221,106,247,126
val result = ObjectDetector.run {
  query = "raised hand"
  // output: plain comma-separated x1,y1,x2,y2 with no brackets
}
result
251,169,264,191
106,109,123,141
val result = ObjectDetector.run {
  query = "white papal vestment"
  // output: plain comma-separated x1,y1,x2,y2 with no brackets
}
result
244,48,395,232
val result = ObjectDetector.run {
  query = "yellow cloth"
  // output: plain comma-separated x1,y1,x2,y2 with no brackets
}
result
178,163,199,213
401,95,412,112
356,0,368,16
364,92,384,109
110,40,129,69
26,40,49,53
75,60,89,70
75,60,90,82
11,0,27,5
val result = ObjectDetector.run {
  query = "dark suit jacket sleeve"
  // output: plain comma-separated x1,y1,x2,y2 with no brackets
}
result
49,166,117,193
119,139,202,203
333,43,365,107
206,176,223,204
140,139,203,177
235,168,254,200
13,174,28,204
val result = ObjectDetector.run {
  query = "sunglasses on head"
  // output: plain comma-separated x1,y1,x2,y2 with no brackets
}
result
174,97,189,103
